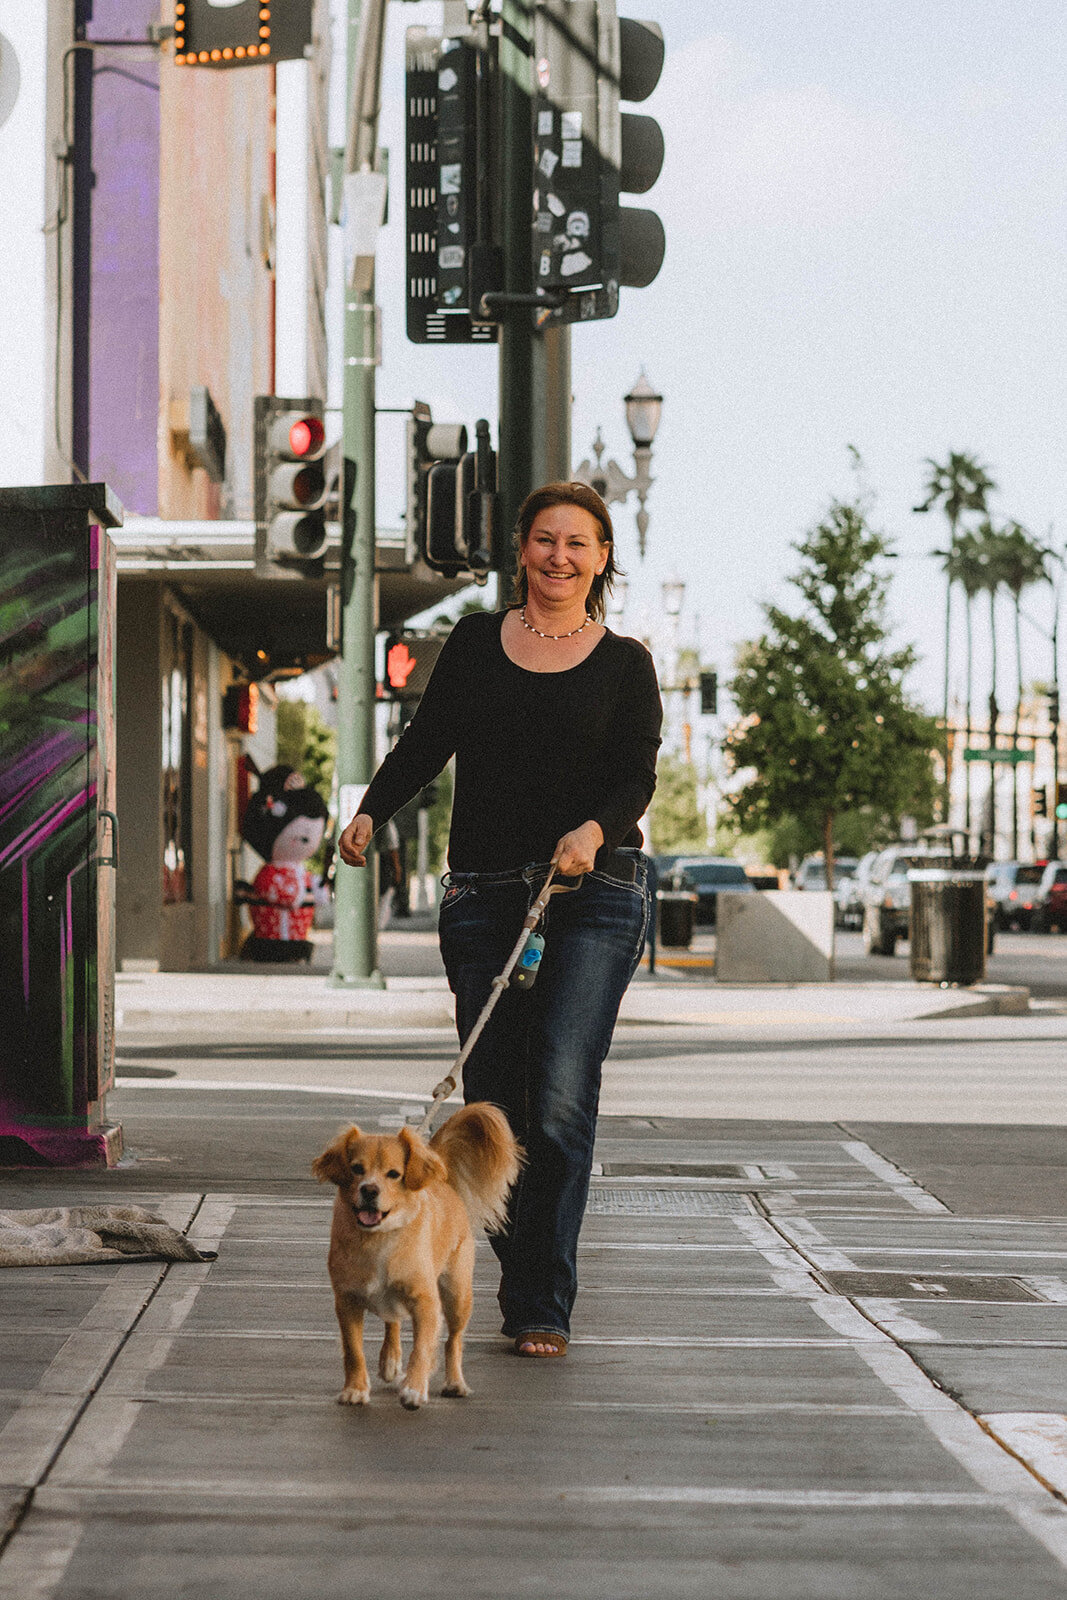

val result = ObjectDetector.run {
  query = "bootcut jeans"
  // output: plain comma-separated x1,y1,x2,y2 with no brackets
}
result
437,851,651,1340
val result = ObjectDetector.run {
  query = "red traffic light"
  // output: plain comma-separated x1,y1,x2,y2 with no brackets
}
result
289,415,325,457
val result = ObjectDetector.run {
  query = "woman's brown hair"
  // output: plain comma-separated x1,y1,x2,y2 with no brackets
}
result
510,481,620,624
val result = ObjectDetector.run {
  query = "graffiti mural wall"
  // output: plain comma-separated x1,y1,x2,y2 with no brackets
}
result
0,486,123,1165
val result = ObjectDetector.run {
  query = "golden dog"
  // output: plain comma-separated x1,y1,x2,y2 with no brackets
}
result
312,1103,520,1409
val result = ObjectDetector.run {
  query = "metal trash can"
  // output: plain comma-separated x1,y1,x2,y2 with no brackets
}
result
657,889,697,948
908,869,987,985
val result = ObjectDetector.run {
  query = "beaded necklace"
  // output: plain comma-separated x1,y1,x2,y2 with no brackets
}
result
518,606,592,640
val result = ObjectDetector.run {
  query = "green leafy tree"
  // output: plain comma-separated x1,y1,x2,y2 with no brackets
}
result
725,497,937,887
651,754,705,853
276,698,336,801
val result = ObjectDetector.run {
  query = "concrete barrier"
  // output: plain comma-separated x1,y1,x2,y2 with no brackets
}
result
715,891,834,982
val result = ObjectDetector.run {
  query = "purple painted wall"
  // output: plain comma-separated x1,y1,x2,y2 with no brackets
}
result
89,1,160,515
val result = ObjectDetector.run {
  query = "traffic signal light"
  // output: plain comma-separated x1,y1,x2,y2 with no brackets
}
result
1057,780,1067,822
406,408,467,573
254,397,329,576
425,419,498,578
382,632,448,701
613,12,666,289
699,671,718,715
531,1,665,327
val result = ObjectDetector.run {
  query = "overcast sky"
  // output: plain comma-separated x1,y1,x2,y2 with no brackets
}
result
361,2,1067,713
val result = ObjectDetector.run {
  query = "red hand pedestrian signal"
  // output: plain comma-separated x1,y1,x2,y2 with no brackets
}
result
386,640,417,690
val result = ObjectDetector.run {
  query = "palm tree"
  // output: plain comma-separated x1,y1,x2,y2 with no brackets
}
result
917,453,997,818
996,523,1050,856
937,529,986,845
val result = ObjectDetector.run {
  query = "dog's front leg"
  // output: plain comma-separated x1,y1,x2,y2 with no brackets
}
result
334,1293,371,1405
399,1290,440,1410
378,1321,403,1385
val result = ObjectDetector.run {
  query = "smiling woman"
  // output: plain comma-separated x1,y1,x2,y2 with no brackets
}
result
337,480,662,1359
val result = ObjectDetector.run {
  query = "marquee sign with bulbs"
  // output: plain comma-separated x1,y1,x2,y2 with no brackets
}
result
173,0,314,69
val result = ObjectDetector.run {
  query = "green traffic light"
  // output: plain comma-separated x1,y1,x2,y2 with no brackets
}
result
1057,803,1067,820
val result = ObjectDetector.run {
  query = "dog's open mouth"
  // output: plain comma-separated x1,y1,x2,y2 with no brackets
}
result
355,1207,388,1229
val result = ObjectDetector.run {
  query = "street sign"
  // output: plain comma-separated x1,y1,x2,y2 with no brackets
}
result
963,748,1030,764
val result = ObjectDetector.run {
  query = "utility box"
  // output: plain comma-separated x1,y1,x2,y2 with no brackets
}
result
0,485,124,1165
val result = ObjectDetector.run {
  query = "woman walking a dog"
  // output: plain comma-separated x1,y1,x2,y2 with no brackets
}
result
338,481,662,1358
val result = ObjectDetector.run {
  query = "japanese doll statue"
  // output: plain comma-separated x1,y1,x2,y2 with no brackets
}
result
237,765,329,963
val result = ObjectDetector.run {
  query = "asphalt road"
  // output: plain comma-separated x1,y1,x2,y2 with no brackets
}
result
375,917,1067,1001
834,928,1067,999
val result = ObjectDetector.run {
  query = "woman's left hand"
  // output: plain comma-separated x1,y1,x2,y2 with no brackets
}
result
552,821,604,877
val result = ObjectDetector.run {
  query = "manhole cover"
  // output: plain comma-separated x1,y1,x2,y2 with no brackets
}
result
822,1271,1044,1303
587,1188,754,1217
600,1163,749,1180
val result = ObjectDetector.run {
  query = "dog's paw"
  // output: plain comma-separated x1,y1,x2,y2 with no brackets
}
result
379,1354,403,1385
399,1385,428,1410
337,1385,371,1406
441,1379,471,1399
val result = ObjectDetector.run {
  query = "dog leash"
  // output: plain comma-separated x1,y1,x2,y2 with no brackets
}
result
413,863,583,1138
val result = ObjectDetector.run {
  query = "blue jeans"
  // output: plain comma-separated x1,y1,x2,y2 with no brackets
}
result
437,852,650,1339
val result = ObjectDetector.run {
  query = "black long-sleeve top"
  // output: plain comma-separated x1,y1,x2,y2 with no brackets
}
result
360,611,662,873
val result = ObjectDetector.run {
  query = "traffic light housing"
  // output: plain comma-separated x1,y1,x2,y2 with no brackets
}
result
425,419,498,578
614,14,666,287
1057,780,1067,822
699,671,718,716
254,397,329,577
405,409,498,578
406,408,467,573
531,1,665,327
382,632,448,702
1033,787,1048,818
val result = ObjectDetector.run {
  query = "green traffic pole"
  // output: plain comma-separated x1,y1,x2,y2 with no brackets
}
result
331,0,383,987
496,0,544,580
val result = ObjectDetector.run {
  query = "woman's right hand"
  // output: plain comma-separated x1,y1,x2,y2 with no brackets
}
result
337,812,374,868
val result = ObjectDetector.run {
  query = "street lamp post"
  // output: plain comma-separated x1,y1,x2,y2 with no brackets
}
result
660,575,685,753
575,370,663,558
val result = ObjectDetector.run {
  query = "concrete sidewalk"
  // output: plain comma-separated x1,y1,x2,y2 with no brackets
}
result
4,1084,1067,1597
114,965,1031,1036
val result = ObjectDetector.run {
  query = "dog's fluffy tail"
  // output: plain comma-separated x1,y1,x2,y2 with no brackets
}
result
430,1103,521,1235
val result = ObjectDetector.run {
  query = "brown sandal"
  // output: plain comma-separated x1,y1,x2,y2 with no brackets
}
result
514,1330,568,1357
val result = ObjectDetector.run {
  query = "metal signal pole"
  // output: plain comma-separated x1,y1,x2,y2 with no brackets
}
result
331,0,388,987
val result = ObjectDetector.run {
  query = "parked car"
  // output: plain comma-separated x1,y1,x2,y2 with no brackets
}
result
661,856,754,926
794,854,859,892
1033,862,1067,932
835,851,878,931
985,860,1047,930
860,846,955,956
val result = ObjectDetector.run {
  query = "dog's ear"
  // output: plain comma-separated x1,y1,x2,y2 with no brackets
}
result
398,1126,447,1190
311,1125,362,1185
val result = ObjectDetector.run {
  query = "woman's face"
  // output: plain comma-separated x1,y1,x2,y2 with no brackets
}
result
520,503,609,609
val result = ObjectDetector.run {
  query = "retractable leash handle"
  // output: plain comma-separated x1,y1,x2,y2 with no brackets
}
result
413,864,584,1137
